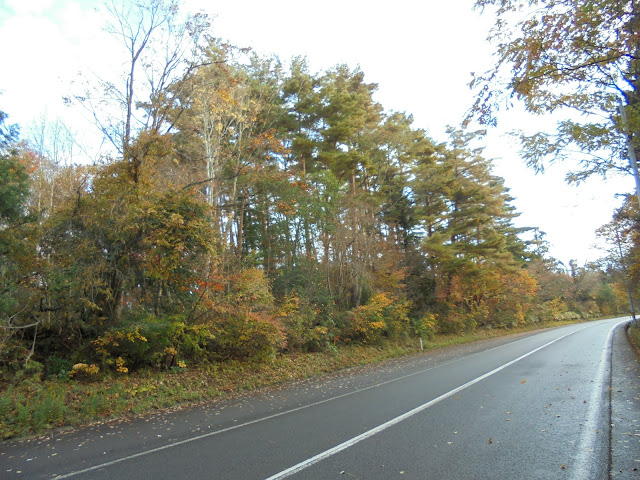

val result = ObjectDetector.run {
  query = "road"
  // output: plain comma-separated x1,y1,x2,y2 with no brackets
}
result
1,317,634,479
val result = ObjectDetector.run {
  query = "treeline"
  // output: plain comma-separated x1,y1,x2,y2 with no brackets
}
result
0,1,630,380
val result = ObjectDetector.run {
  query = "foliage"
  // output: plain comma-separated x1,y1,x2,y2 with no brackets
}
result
90,315,215,372
1,0,628,390
69,363,100,380
470,0,640,183
229,268,275,312
278,293,332,352
342,293,411,344
0,109,19,153
413,313,437,341
0,155,30,225
207,311,282,362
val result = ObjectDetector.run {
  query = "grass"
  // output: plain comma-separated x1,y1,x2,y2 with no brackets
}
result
627,321,640,354
0,317,589,441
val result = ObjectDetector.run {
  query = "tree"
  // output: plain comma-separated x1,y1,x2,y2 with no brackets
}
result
0,109,18,154
0,108,29,250
173,44,258,237
470,0,639,183
0,156,30,227
69,0,212,176
416,129,536,330
0,111,41,368
279,57,323,261
24,116,83,220
317,65,383,306
596,194,640,313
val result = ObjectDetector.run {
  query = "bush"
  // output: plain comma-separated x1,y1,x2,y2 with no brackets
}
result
45,356,75,379
279,294,332,352
208,312,281,362
342,293,412,344
69,363,100,381
436,314,466,334
91,315,214,372
413,313,437,340
437,305,485,333
552,311,582,322
534,297,569,323
230,268,274,312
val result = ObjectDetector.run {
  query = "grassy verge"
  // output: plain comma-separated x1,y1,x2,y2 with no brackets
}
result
0,318,586,441
627,321,640,355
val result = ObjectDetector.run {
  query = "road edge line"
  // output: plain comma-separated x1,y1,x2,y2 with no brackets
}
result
570,318,628,480
264,325,592,480
51,324,580,479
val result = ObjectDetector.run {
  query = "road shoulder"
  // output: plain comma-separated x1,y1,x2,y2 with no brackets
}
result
611,322,640,478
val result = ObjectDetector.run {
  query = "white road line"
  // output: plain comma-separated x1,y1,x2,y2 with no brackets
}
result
51,322,595,480
264,324,596,480
571,318,628,480
48,335,509,479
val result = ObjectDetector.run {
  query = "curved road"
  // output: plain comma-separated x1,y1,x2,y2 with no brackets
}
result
1,317,633,479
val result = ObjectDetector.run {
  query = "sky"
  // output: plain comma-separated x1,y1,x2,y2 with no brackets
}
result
0,0,634,266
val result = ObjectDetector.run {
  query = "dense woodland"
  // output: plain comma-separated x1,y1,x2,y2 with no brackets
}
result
0,0,635,381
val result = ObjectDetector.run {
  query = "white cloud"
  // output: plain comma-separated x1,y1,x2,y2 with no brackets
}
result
5,0,55,15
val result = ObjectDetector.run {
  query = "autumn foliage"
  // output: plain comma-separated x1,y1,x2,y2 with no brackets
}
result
0,0,628,384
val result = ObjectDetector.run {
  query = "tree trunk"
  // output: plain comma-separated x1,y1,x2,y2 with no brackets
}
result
237,193,246,258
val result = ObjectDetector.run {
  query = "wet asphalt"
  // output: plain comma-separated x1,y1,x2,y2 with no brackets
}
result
2,317,639,479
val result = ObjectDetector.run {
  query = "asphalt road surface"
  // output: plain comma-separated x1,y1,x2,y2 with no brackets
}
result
2,317,633,479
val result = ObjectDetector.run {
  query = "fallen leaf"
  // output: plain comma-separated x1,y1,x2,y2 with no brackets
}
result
520,380,527,384
561,464,566,469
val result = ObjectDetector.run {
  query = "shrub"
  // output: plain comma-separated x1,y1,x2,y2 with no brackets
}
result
342,293,412,344
208,312,281,362
534,297,569,323
45,356,75,379
230,268,274,312
279,294,332,352
413,313,437,340
69,363,100,380
436,314,467,334
91,315,214,372
552,311,582,322
437,306,484,333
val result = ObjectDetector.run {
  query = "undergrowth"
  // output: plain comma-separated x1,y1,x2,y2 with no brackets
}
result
627,321,640,354
0,318,585,440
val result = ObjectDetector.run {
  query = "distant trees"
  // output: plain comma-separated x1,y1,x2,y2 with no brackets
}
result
596,195,640,314
468,0,640,318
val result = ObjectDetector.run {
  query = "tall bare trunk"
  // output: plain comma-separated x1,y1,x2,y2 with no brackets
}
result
236,194,246,258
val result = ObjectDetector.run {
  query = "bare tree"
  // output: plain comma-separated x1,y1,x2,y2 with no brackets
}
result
68,0,212,164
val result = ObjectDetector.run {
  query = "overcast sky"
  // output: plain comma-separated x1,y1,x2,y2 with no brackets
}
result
0,0,633,266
